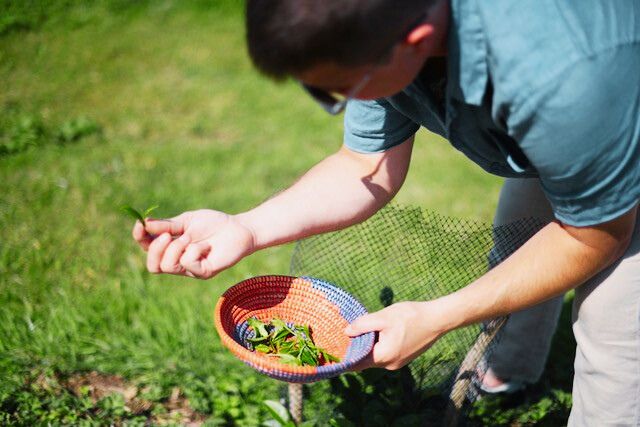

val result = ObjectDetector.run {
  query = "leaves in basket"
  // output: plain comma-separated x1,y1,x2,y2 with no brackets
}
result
247,317,340,366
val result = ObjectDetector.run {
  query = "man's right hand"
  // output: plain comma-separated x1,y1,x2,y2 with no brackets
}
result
132,209,256,279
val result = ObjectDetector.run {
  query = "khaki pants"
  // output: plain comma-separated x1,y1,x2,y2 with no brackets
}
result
486,178,640,426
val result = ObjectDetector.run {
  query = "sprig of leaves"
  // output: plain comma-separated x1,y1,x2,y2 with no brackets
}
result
247,317,340,367
121,204,159,228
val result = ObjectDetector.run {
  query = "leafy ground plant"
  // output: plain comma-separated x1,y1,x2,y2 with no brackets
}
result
121,205,159,229
56,116,102,144
0,106,102,157
248,318,340,367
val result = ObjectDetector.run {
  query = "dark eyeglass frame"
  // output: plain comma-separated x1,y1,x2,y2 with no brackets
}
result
301,73,372,115
299,12,429,116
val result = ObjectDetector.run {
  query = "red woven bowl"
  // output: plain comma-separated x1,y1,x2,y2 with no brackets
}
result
214,275,375,383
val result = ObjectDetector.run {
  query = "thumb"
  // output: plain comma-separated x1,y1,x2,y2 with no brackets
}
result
344,312,386,337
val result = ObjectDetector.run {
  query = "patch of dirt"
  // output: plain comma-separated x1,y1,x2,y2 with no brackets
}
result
62,371,206,426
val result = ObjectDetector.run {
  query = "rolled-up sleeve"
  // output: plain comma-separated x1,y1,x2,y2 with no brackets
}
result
344,98,420,153
509,44,640,226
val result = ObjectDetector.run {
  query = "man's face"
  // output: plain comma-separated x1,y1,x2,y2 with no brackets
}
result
296,45,430,101
296,0,448,104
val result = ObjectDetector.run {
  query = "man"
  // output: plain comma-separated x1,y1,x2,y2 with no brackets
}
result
133,0,640,424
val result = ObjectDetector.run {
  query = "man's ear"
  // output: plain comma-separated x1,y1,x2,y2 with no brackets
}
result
404,23,435,50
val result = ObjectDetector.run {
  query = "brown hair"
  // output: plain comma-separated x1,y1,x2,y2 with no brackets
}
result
245,0,435,80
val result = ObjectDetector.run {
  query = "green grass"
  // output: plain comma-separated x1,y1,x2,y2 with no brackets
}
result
0,1,573,425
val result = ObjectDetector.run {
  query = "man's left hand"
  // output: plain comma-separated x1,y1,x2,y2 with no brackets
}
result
344,301,447,371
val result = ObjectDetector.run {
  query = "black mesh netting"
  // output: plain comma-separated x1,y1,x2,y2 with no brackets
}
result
286,204,547,426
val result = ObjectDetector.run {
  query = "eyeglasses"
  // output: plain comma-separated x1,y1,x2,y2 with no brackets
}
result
301,72,372,115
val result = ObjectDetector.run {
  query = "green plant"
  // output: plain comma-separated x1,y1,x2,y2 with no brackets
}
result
0,114,46,155
121,205,159,228
56,116,101,144
247,318,339,366
328,417,357,427
468,388,573,426
0,109,102,156
262,400,296,427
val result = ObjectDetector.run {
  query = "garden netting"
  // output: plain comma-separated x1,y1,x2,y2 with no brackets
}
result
287,204,546,425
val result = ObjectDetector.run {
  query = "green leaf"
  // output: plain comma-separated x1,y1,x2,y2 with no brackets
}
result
262,400,292,425
272,328,290,344
281,322,297,336
254,344,271,353
277,341,296,355
321,349,340,363
120,204,159,228
301,325,311,340
299,348,317,366
247,317,269,338
142,204,159,218
249,318,340,366
247,335,269,344
269,353,300,366
270,318,287,329
121,205,144,224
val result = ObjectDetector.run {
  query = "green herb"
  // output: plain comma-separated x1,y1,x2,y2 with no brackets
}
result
247,317,340,366
121,204,158,228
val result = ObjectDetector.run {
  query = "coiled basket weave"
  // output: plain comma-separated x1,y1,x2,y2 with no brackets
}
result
214,275,375,383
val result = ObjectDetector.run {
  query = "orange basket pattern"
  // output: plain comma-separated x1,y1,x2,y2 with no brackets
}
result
214,275,375,383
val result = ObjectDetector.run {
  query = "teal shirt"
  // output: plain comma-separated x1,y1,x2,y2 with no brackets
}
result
344,0,640,226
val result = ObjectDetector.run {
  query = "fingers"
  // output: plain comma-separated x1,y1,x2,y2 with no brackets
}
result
345,314,386,372
179,242,216,279
350,351,376,372
348,331,401,372
146,233,173,273
370,330,403,370
348,343,395,372
178,226,251,279
133,212,189,253
344,308,407,371
144,217,186,236
145,236,217,279
132,220,153,251
145,232,195,276
344,312,386,336
159,234,191,274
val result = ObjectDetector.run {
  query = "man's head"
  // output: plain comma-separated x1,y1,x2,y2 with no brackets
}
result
246,0,448,106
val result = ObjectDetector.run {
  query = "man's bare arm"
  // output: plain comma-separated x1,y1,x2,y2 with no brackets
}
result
440,205,638,329
237,138,414,250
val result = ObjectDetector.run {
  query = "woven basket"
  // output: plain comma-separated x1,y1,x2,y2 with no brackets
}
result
214,275,375,383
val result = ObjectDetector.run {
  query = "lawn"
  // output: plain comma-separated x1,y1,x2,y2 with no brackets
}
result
0,1,573,425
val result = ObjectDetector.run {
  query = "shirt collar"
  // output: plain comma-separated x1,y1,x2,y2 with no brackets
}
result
448,0,488,106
